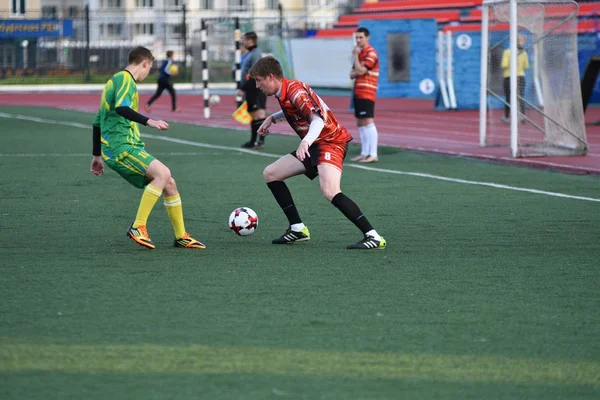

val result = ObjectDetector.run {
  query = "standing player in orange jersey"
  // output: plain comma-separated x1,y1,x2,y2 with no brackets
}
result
250,56,386,250
350,27,380,163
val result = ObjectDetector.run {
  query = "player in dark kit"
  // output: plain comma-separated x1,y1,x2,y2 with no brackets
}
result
145,50,179,112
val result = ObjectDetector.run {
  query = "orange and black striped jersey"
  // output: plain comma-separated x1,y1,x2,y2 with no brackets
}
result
276,77,352,144
353,45,379,102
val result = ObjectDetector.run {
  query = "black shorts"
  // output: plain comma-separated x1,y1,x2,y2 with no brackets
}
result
290,142,348,181
245,89,267,111
353,98,375,119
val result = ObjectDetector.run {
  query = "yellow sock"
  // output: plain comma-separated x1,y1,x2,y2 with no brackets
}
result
164,194,186,239
132,184,162,228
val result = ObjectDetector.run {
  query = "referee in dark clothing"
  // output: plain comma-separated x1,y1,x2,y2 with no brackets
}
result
236,32,267,149
145,50,178,112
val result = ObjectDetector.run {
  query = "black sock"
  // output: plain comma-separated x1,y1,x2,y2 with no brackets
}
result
267,181,302,225
251,118,265,144
331,192,373,234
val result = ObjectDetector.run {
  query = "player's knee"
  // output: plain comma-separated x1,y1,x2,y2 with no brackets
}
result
165,177,176,191
263,165,277,182
321,186,340,202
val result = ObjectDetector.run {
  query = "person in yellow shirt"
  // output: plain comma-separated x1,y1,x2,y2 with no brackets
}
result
501,34,529,123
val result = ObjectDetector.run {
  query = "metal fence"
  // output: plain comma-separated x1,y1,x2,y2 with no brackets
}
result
0,5,348,81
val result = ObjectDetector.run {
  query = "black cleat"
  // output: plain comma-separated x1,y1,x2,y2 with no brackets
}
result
347,235,386,250
272,227,310,244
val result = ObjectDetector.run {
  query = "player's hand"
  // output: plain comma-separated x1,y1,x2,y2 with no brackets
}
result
352,46,361,56
296,140,310,162
350,70,357,79
90,156,104,176
258,116,274,136
148,119,169,131
235,89,243,98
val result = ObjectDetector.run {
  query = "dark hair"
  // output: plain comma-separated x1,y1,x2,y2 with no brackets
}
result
128,46,154,65
166,50,174,58
243,31,258,43
356,27,370,37
249,56,283,80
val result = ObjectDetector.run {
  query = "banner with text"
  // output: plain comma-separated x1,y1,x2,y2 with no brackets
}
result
0,20,73,38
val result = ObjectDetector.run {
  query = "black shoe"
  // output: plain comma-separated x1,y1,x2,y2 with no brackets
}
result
272,227,310,244
254,140,265,149
347,235,386,250
241,141,254,149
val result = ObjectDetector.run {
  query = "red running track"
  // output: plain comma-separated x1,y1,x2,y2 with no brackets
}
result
1,92,599,175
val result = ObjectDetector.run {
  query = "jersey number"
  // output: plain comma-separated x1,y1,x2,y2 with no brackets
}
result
324,152,331,160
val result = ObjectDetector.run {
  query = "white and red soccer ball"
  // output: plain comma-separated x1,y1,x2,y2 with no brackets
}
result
228,207,258,236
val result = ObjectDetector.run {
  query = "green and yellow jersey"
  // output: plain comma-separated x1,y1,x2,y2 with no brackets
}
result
93,70,145,152
93,70,155,188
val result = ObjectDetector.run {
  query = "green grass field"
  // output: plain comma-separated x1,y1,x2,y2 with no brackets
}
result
1,106,599,399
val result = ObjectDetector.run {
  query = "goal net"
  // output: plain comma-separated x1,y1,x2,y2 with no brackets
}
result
480,0,587,157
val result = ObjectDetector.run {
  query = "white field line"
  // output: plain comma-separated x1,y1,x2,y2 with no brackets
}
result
1,111,599,203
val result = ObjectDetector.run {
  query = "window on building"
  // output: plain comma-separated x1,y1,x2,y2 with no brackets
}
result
68,7,79,17
107,23,122,37
11,0,26,15
200,0,214,9
137,0,154,8
135,23,155,35
266,0,279,10
42,6,57,19
168,24,184,39
166,0,182,8
0,45,17,68
105,0,122,8
228,0,249,11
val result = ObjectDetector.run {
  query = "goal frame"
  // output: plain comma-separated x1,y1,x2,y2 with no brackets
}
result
479,0,587,157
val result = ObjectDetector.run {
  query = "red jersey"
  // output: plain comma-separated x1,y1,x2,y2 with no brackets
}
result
276,78,352,144
353,44,379,102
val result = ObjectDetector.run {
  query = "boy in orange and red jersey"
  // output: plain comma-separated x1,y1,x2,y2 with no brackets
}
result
350,27,380,163
250,56,386,250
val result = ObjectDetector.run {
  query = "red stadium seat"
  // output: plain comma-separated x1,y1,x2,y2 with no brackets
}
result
358,0,481,13
333,10,461,28
315,28,358,38
460,2,600,22
443,19,597,34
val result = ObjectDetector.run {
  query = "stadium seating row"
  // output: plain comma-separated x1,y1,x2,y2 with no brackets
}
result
333,11,461,29
357,0,482,13
317,0,600,38
461,2,600,22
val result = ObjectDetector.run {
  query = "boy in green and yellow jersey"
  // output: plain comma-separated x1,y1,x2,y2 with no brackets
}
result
90,46,205,249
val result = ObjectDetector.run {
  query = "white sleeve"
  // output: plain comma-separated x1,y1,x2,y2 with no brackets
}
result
301,115,325,146
271,110,285,123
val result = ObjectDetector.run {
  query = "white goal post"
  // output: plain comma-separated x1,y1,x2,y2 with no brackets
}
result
479,0,588,157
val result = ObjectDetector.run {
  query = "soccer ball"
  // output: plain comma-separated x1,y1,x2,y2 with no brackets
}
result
228,207,258,236
209,94,221,105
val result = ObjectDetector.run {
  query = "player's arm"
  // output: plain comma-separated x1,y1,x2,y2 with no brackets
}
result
296,114,325,162
115,107,168,130
116,106,150,125
258,110,284,136
240,52,260,91
91,112,104,176
501,49,510,70
269,110,286,124
355,50,377,76
353,50,367,76
301,114,325,146
163,60,172,76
